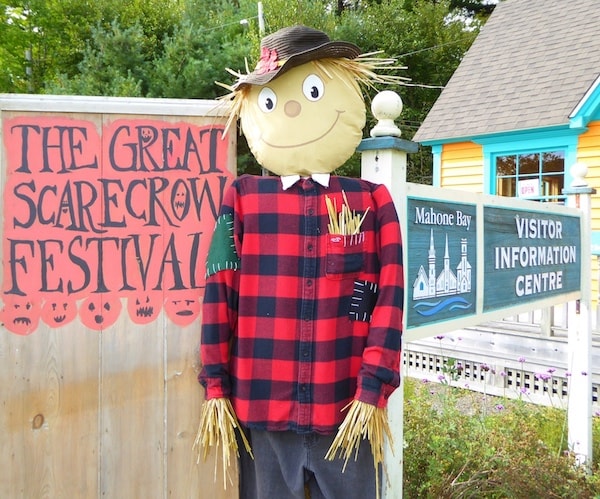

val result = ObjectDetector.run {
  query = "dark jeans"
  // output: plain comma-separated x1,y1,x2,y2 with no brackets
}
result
238,429,379,499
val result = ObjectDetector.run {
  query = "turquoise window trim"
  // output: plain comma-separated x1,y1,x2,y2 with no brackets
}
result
570,75,600,126
481,131,578,195
431,144,442,187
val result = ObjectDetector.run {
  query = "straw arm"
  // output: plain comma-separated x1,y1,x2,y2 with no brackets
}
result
193,397,253,490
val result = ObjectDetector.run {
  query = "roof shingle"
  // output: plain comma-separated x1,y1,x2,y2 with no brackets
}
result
412,0,600,143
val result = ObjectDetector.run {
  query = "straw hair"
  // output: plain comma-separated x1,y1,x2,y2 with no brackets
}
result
325,400,393,499
193,398,253,490
217,54,407,137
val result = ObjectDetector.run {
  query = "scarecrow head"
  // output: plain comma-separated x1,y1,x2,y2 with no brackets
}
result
226,25,392,176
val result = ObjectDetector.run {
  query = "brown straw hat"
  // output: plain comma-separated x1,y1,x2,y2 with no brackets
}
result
234,25,361,88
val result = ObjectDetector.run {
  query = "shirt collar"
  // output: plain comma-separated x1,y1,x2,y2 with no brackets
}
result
281,173,330,191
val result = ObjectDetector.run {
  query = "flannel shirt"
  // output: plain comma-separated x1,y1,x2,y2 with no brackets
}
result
199,174,404,434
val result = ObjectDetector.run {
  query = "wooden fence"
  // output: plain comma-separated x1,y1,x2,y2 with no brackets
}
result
0,95,237,499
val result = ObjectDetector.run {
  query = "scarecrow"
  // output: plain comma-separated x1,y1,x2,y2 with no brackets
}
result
195,25,404,499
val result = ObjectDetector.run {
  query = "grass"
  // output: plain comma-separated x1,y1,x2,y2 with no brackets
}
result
403,376,600,498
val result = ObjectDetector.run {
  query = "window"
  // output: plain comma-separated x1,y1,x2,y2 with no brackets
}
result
495,150,565,201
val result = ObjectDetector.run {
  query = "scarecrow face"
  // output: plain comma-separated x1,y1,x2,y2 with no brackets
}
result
240,62,366,176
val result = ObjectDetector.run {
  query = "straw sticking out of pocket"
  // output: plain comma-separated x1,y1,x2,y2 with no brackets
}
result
326,191,369,235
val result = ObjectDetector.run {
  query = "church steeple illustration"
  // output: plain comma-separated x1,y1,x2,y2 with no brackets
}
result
413,230,472,300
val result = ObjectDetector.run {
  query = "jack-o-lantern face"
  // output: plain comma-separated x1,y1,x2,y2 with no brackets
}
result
42,296,78,328
1,296,41,335
127,291,163,324
79,295,122,330
172,179,190,221
164,291,200,327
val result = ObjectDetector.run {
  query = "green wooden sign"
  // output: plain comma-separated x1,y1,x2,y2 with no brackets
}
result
483,206,581,312
403,183,582,339
406,197,477,329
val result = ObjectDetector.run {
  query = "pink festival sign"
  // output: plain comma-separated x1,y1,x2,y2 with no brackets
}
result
1,114,234,334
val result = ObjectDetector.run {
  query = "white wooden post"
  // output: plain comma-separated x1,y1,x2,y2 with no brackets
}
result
564,162,595,469
358,90,418,499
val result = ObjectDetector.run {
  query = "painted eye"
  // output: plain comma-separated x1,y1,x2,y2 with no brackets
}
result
302,74,324,101
258,87,277,113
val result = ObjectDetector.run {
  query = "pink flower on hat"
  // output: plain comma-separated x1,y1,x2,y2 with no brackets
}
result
256,47,279,75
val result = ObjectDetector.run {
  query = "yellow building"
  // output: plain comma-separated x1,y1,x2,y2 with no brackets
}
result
413,0,600,324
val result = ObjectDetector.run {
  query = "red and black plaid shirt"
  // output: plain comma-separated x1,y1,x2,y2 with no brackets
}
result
199,174,403,434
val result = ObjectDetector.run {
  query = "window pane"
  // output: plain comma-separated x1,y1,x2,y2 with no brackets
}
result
519,153,539,175
541,174,563,198
543,151,564,173
496,176,515,197
496,155,516,176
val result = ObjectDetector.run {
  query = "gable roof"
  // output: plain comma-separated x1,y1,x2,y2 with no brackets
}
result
413,0,600,144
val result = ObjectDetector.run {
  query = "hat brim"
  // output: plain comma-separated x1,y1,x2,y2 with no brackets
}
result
234,41,361,89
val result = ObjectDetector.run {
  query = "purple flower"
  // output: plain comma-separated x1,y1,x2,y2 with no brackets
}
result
481,364,490,372
535,372,551,381
565,371,572,377
437,374,446,382
495,404,505,411
582,371,588,376
518,356,526,363
499,371,507,377
435,335,445,340
520,387,529,394
421,378,430,384
547,368,556,374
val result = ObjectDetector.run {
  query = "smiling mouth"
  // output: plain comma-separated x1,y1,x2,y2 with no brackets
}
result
261,110,344,148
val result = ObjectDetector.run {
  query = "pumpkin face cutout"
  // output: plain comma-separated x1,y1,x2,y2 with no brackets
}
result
127,291,163,325
79,295,122,330
1,296,41,335
164,291,200,327
41,295,78,328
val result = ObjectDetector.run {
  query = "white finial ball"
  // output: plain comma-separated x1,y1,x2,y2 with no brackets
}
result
570,162,588,187
370,91,403,138
371,90,403,120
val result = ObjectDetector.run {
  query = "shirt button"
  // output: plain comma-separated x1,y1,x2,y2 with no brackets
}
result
307,208,314,215
307,244,313,251
306,280,313,287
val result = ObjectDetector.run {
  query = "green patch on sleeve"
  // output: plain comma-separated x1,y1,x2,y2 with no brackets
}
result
206,213,241,277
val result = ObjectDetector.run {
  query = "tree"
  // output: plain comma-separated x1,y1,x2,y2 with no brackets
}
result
46,21,148,97
1,0,491,180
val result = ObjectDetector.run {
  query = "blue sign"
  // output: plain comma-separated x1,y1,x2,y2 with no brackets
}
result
406,198,477,329
483,207,581,312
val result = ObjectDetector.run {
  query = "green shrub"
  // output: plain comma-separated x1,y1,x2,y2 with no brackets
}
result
403,378,600,498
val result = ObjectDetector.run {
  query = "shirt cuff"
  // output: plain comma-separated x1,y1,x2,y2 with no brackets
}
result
355,376,396,409
199,375,231,401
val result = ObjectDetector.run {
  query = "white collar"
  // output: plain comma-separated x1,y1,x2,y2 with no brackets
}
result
281,173,330,191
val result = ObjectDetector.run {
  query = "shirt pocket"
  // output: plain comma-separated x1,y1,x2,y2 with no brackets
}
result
325,232,365,280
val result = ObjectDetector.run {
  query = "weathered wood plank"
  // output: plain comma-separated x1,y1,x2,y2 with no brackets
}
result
99,315,165,498
165,319,238,499
0,325,100,499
